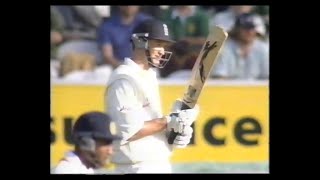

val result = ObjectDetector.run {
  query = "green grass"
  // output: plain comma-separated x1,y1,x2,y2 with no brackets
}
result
92,162,269,174
172,162,268,173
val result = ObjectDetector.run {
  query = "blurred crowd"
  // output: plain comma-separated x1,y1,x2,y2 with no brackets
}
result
50,5,269,81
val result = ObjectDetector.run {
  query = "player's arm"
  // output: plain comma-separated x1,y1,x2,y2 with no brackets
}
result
107,79,196,144
127,117,168,142
107,79,168,144
127,111,198,143
128,102,199,142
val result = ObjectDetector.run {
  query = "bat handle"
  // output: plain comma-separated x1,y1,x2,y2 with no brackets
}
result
167,102,191,144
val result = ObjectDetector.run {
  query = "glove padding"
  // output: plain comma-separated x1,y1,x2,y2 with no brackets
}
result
173,126,193,148
175,107,199,126
166,113,186,134
171,99,199,126
167,99,200,133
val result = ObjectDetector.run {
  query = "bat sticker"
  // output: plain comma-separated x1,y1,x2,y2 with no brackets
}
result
184,85,197,104
187,85,197,99
199,41,218,83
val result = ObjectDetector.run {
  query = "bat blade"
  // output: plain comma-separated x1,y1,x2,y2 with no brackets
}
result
168,26,228,144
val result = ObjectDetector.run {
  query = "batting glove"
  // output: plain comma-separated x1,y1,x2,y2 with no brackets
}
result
166,105,199,133
173,126,193,148
166,113,186,134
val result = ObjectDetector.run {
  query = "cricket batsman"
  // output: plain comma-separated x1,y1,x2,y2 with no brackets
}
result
105,19,200,174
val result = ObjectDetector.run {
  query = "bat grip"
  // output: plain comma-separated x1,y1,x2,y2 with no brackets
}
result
167,102,191,144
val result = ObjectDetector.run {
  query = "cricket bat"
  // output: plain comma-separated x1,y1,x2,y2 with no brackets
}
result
168,26,228,144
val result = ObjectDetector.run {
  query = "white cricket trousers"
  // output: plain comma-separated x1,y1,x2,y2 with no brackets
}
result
114,161,172,174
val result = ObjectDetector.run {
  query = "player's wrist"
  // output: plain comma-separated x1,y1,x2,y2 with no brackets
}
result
164,115,171,123
165,113,185,133
165,114,177,131
164,115,171,129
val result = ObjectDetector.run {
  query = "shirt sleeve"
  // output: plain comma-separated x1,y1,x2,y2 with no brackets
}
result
106,79,148,145
52,161,78,174
211,47,233,78
97,22,112,47
259,43,269,79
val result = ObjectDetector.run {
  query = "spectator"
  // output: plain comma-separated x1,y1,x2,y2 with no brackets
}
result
211,13,269,80
161,6,209,47
159,40,196,78
199,6,229,17
210,6,267,36
97,6,152,69
140,6,165,19
51,6,64,59
254,6,269,35
53,6,101,40
51,6,104,66
160,6,209,77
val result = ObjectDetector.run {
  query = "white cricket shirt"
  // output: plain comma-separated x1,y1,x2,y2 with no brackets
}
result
106,58,172,164
52,151,94,174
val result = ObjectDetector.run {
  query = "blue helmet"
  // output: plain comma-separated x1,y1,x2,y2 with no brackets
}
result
72,111,120,152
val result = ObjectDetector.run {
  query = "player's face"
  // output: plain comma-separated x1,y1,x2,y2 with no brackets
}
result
148,40,171,66
238,27,257,44
94,138,113,167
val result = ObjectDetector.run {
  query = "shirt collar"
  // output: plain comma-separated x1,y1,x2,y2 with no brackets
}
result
123,57,142,71
123,57,157,76
65,151,82,164
64,151,94,172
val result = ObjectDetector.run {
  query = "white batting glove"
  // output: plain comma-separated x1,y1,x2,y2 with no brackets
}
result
175,105,200,126
173,126,193,148
171,99,200,125
166,113,186,134
166,105,199,133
